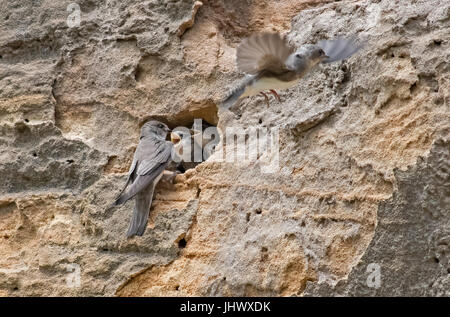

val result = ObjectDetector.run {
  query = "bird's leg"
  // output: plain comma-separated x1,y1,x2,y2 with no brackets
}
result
269,89,281,102
260,91,270,107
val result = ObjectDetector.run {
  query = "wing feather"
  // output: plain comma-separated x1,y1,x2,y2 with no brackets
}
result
114,140,172,205
137,141,172,175
318,37,364,63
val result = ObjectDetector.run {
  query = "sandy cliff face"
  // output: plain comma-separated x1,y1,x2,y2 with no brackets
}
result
0,0,448,296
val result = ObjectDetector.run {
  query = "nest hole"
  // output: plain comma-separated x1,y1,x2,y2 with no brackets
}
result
142,108,221,175
178,238,187,249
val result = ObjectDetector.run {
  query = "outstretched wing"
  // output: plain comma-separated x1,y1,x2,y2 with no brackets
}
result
318,37,364,63
236,33,294,75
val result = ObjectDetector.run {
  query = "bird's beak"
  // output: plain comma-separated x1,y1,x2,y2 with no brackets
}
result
322,54,329,60
170,131,181,145
190,128,201,136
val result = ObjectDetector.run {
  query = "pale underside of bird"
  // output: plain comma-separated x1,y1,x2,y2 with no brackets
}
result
222,32,363,109
112,121,173,238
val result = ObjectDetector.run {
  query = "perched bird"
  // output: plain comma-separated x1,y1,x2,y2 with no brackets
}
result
113,120,172,238
222,33,363,108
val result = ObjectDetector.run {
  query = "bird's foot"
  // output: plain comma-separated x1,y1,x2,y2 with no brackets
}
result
260,92,270,107
269,89,281,102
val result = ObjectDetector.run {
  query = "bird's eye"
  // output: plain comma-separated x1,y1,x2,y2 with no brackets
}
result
159,124,163,128
295,53,301,58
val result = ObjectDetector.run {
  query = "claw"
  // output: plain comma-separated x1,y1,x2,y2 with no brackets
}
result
260,91,270,107
269,89,281,102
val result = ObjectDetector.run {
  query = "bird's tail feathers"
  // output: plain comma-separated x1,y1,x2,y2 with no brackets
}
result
221,81,247,109
126,184,155,238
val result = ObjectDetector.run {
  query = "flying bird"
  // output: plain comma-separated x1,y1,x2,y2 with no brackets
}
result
222,33,363,108
113,120,172,238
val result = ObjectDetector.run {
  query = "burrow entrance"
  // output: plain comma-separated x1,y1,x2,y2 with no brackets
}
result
140,102,220,173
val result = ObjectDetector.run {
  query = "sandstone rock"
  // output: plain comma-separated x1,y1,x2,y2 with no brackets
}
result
0,0,448,296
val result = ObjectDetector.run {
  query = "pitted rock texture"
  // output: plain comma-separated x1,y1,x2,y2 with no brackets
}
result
304,137,450,296
0,0,449,296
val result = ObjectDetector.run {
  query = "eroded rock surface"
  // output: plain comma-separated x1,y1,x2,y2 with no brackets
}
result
0,0,448,296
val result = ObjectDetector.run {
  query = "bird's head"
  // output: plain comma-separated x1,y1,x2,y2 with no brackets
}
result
170,129,193,161
299,45,328,63
141,121,171,139
286,44,328,70
170,129,192,144
306,46,329,63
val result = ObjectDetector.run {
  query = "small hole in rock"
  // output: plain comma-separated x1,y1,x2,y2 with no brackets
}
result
66,159,75,164
258,118,262,124
434,257,439,263
410,82,418,94
134,65,143,81
246,212,250,222
433,40,442,46
24,118,29,123
178,238,187,248
175,285,180,291
176,165,186,174
32,152,37,157
255,208,262,214
13,287,18,291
